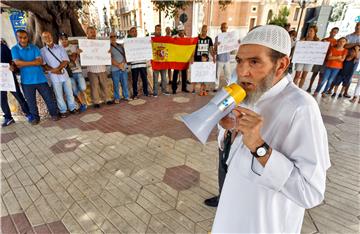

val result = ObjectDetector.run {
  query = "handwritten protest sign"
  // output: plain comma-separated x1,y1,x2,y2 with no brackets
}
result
0,63,16,92
292,41,330,65
124,37,153,62
217,31,239,55
78,39,111,66
190,62,216,82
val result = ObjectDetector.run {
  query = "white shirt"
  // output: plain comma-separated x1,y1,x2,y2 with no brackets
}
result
212,76,330,233
62,44,82,73
40,44,70,83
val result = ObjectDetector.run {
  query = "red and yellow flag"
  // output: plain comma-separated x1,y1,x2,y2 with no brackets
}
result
151,36,198,70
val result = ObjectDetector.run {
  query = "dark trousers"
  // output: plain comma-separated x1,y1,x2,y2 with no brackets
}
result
21,83,58,120
172,69,188,92
1,75,30,119
131,67,149,97
218,149,227,194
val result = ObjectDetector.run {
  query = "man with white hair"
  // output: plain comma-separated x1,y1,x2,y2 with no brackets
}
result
212,25,330,233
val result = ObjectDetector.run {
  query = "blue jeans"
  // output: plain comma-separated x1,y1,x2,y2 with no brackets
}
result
1,74,30,119
70,72,86,95
112,70,129,100
315,67,340,94
51,79,77,113
21,82,58,120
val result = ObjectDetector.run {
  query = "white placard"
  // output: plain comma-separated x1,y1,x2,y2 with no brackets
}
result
292,41,330,65
124,37,153,62
190,62,216,82
0,63,16,92
217,31,239,55
78,39,111,66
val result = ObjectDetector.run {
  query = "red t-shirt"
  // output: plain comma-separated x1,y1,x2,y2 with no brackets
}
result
326,47,348,69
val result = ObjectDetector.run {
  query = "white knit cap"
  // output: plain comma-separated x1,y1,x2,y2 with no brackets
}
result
177,24,185,31
240,25,291,56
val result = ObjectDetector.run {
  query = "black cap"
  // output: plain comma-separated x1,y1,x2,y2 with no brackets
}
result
59,32,68,38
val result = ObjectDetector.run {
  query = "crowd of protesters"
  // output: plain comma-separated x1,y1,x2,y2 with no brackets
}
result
1,22,359,128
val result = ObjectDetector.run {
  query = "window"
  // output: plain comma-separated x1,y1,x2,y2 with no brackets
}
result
294,8,300,21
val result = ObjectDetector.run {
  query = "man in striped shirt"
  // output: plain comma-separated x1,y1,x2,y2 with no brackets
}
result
128,27,149,99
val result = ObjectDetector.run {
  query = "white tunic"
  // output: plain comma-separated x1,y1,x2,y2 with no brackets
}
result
212,76,330,233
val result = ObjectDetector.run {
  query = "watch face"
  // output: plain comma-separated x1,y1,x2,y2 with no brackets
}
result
257,147,267,157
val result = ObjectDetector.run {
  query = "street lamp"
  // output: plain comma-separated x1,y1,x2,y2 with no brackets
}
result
293,0,317,33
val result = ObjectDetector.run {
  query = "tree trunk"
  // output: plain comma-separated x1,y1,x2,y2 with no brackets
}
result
3,1,86,47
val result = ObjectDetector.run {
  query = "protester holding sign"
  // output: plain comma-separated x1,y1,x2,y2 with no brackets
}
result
84,26,113,108
306,27,339,93
293,25,320,88
110,32,129,103
214,22,232,92
313,37,348,97
127,27,149,99
11,30,59,125
192,25,215,94
152,25,170,97
1,39,31,127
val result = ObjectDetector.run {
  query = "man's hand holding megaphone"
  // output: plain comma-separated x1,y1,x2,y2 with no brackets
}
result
220,107,271,166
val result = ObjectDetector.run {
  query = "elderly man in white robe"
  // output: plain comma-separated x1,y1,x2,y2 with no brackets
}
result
212,25,330,233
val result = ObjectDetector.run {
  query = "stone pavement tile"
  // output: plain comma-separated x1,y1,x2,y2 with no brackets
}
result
88,196,112,217
114,205,148,233
11,212,33,233
24,184,42,203
23,165,42,184
148,135,176,150
174,138,203,155
326,181,358,196
100,219,119,233
25,203,45,226
99,189,126,208
195,218,213,233
43,193,68,219
301,211,318,234
62,211,85,234
33,196,58,224
194,224,208,234
147,216,174,234
1,178,11,196
140,187,175,212
98,132,126,145
107,209,137,233
151,212,192,233
35,179,53,196
166,209,196,232
12,186,33,211
77,198,106,228
0,198,9,217
310,204,359,232
66,183,87,202
1,132,18,144
33,223,52,234
2,190,22,215
136,194,163,215
163,165,200,191
125,203,152,225
0,215,17,234
68,203,99,232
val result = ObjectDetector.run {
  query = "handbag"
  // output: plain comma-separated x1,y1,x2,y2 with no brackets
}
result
47,47,73,77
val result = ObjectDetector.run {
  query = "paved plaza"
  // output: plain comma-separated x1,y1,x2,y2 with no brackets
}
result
1,85,359,233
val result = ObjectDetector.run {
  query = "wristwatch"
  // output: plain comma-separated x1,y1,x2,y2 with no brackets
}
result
251,142,270,158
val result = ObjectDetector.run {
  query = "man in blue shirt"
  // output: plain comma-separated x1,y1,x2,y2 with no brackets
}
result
1,39,31,127
11,30,59,124
41,31,78,117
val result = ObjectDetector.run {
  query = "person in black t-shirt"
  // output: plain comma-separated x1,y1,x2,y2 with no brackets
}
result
192,25,215,94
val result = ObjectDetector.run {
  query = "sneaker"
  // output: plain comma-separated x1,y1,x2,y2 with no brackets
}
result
114,99,120,104
60,112,68,118
163,92,170,96
338,94,343,98
94,104,101,108
326,90,332,95
2,118,15,127
69,109,79,115
31,119,40,125
123,98,130,102
306,88,311,93
204,196,219,207
343,94,351,98
25,114,33,123
132,95,138,100
106,100,114,105
79,104,87,112
153,94,158,98
172,91,176,95
331,93,336,98
321,93,326,98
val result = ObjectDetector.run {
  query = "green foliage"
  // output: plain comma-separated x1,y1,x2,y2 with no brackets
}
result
329,1,346,22
152,0,191,18
268,6,290,27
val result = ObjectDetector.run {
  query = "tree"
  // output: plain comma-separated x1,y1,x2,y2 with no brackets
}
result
152,0,232,18
3,1,86,47
268,6,290,28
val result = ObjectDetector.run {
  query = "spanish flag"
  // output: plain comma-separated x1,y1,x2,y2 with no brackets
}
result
151,36,198,70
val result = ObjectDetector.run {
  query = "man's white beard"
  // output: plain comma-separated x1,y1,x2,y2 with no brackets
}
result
242,71,274,106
